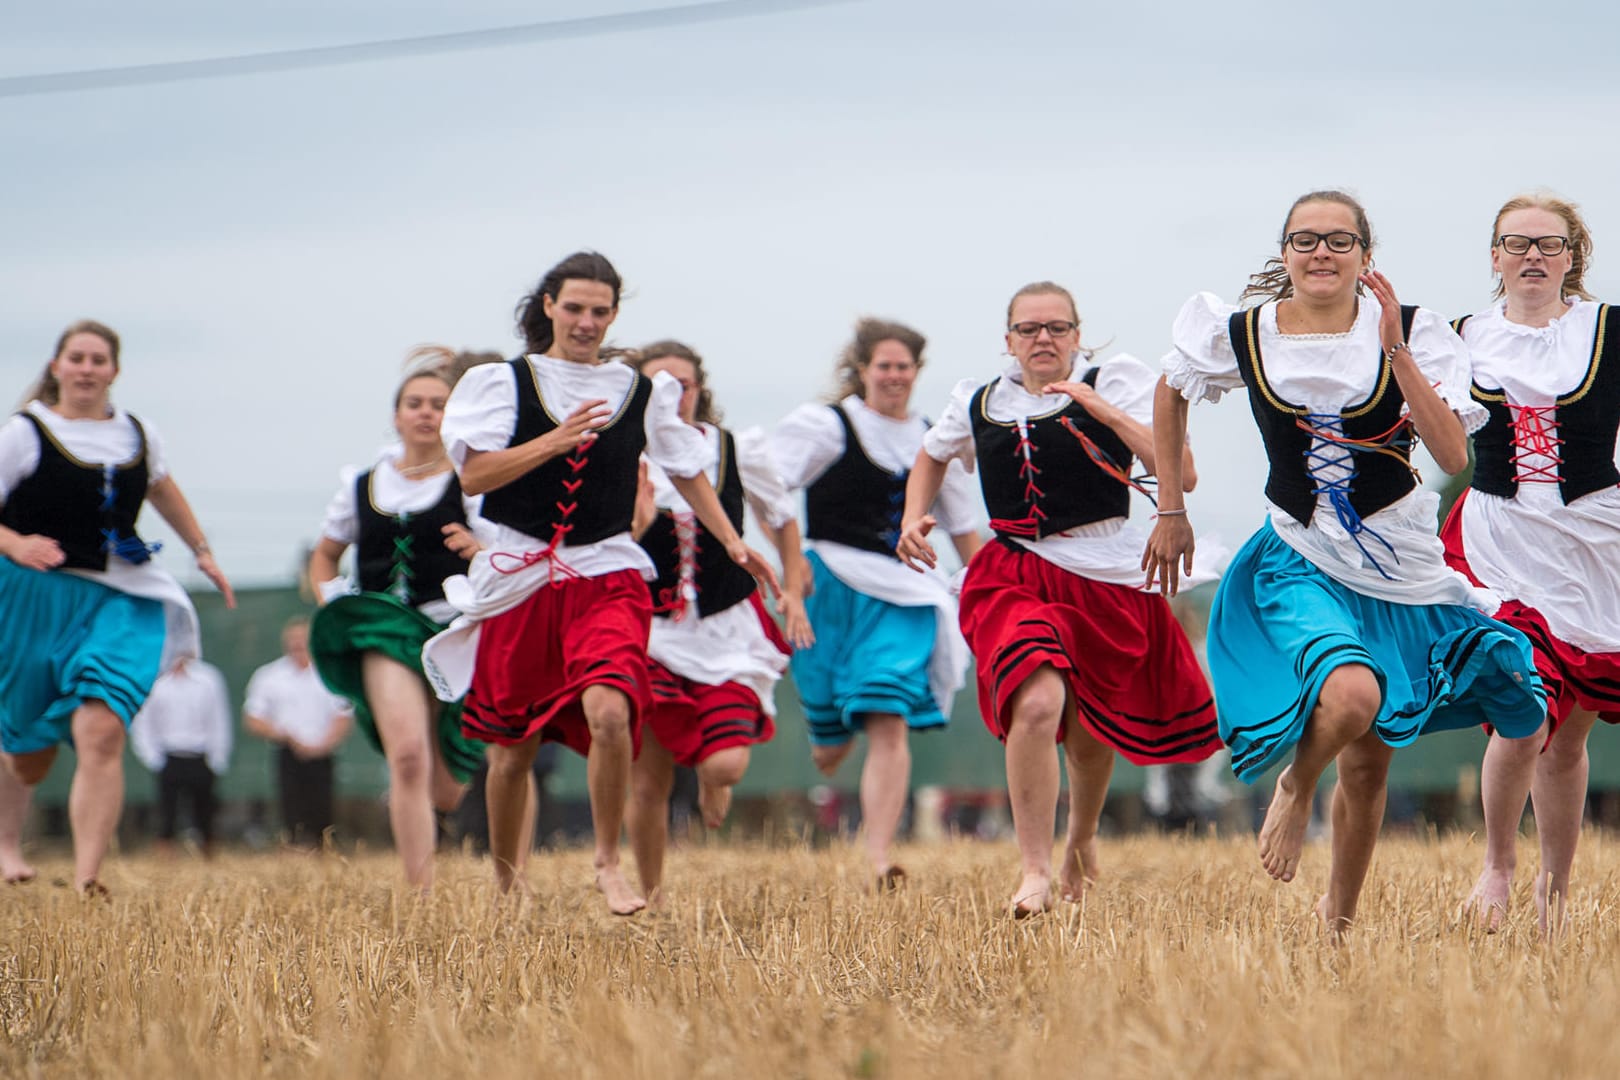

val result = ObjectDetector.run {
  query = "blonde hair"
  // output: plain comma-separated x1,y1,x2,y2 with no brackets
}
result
1240,190,1375,306
393,345,502,408
24,319,121,407
1491,192,1595,301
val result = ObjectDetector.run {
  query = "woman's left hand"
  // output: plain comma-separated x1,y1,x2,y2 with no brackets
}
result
1359,269,1406,355
197,551,237,609
441,522,481,561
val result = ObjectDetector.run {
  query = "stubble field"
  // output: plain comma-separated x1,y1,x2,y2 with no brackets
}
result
2,832,1618,1078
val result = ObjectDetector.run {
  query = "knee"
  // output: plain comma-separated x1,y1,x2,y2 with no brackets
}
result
811,742,851,776
488,744,537,780
698,748,749,789
1542,724,1589,772
73,712,126,765
631,766,674,805
8,750,54,787
1007,676,1065,742
1336,749,1391,798
863,715,908,752
1315,667,1381,739
388,739,431,788
584,693,631,742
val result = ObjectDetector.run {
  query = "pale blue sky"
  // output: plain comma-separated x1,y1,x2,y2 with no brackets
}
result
3,1,1617,586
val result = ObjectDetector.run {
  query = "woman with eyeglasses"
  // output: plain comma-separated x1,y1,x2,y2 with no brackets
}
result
306,346,499,891
0,319,235,894
622,341,809,906
1145,190,1547,935
1438,194,1620,935
773,318,981,889
898,282,1220,916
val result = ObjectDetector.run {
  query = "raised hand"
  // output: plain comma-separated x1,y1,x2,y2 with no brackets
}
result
543,398,612,457
1358,269,1406,354
441,522,482,561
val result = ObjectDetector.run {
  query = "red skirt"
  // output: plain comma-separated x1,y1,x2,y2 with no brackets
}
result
958,540,1219,764
459,569,652,757
1441,493,1620,737
643,594,785,767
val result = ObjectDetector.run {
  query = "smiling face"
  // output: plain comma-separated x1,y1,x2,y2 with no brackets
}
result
49,331,119,414
541,279,618,363
1281,200,1371,304
641,355,700,424
1005,291,1080,385
1492,206,1575,307
858,339,919,415
393,374,450,454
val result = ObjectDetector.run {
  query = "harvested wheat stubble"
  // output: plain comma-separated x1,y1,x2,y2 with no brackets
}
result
1,833,1617,1079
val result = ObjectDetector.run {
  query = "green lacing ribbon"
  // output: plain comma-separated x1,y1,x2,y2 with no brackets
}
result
389,515,416,604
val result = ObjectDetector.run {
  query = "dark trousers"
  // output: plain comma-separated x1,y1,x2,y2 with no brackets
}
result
157,753,217,843
277,747,335,847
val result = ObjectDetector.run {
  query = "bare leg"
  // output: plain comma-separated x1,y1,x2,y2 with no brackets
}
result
364,653,443,891
1258,665,1381,883
626,738,675,904
486,736,541,893
859,714,910,879
1317,727,1395,938
696,746,749,830
811,740,855,778
0,756,39,883
69,702,126,891
582,685,644,915
1530,708,1599,937
1059,719,1113,901
1464,722,1544,928
1003,666,1066,915
515,770,538,872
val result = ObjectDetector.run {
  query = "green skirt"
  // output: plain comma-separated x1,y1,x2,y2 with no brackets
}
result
309,592,484,783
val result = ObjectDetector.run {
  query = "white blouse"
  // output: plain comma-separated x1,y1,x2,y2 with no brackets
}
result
1456,299,1620,650
924,353,1221,588
1164,292,1493,609
645,426,794,708
0,401,198,666
317,447,491,622
423,356,713,702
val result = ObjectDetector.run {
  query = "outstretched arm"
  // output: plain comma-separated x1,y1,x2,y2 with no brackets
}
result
896,449,950,572
669,470,780,597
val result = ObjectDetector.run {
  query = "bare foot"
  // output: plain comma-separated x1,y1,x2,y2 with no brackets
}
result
1460,865,1512,932
698,781,733,830
1058,835,1100,901
1315,894,1350,944
1257,767,1314,882
1535,870,1569,940
595,865,647,916
1,850,36,884
874,865,906,893
78,878,111,901
1009,871,1052,918
644,886,667,914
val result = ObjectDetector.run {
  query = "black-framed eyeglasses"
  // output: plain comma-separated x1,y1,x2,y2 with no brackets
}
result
1497,234,1570,256
1009,320,1079,339
1283,230,1366,254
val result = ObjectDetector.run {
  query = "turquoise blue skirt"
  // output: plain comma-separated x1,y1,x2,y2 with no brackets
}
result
0,557,167,754
1211,522,1546,783
791,551,944,745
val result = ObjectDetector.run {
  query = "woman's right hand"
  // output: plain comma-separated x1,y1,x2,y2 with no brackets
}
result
1141,514,1195,597
538,398,612,459
896,515,938,572
7,533,66,571
778,590,815,650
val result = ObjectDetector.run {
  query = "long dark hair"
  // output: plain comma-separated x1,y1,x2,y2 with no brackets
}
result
514,251,623,355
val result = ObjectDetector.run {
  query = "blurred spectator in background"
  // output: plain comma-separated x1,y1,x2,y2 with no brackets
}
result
243,617,352,848
131,656,233,856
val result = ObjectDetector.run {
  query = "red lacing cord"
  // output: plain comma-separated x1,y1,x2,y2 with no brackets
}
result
1508,405,1562,483
653,510,701,620
489,442,590,583
988,417,1049,538
1057,416,1158,506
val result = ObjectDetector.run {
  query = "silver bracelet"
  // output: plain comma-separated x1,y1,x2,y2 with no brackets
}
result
1156,508,1189,518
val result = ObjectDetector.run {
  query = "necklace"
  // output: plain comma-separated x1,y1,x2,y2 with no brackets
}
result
396,456,447,477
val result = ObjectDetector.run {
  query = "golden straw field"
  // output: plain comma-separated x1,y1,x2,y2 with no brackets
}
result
3,832,1619,1078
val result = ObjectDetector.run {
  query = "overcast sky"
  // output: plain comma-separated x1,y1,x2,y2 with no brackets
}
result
4,0,1617,588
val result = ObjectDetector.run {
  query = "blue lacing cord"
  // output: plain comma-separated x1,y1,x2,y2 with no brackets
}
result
1301,412,1398,581
101,529,161,565
881,468,909,551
